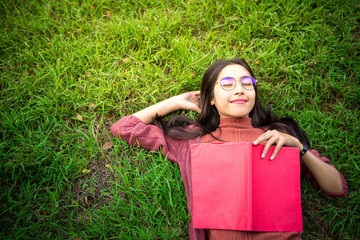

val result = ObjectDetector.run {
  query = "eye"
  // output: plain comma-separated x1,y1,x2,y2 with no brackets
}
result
220,77,235,88
242,77,254,87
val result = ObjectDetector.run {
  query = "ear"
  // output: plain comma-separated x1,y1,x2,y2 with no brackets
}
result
210,98,215,105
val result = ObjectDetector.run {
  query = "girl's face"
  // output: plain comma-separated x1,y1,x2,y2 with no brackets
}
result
210,64,256,118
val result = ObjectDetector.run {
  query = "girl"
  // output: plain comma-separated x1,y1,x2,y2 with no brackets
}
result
111,58,348,240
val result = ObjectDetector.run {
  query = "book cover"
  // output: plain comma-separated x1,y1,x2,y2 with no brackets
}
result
190,142,302,232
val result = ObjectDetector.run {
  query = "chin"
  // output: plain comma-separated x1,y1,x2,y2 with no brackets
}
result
233,111,250,118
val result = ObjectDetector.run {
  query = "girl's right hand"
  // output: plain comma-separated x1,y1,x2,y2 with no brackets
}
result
174,91,201,113
133,91,201,124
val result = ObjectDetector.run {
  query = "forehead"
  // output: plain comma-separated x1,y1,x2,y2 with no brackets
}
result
217,64,251,80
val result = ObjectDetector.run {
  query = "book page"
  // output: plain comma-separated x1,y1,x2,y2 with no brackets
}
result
251,144,303,232
191,142,250,230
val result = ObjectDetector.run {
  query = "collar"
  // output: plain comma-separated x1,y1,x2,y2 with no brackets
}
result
219,117,254,129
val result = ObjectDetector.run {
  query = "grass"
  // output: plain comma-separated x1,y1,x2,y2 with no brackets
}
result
1,0,359,239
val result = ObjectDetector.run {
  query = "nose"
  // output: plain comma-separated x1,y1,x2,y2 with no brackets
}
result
234,79,244,95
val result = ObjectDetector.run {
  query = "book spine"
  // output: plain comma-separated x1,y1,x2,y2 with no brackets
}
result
248,143,253,230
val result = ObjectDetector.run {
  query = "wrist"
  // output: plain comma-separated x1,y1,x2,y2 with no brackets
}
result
170,96,182,111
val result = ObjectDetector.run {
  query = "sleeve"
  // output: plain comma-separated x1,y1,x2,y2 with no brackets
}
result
300,149,349,198
111,115,183,164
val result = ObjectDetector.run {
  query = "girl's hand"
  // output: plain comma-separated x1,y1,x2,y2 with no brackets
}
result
133,91,201,124
174,91,201,113
253,130,303,160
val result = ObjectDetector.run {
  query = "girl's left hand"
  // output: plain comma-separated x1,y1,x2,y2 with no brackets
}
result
253,130,303,160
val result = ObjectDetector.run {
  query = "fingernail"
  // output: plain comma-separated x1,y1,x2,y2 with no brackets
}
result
261,153,265,158
253,141,258,145
270,155,274,160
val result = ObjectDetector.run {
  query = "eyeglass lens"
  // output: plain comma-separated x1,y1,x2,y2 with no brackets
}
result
220,76,255,91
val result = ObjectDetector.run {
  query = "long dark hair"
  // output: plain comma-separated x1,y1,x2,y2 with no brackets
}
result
154,58,310,147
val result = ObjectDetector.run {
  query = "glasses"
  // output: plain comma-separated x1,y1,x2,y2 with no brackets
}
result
215,76,257,91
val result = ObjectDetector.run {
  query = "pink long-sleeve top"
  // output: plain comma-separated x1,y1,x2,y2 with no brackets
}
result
111,115,348,240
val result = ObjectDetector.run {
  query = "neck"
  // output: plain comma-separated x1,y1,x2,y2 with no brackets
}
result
219,117,253,129
200,116,265,143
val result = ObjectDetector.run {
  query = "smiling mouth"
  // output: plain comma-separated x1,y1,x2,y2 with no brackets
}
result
230,99,248,104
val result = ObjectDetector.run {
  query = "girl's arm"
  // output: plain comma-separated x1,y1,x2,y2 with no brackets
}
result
299,149,343,194
111,91,201,164
133,91,201,124
253,130,344,194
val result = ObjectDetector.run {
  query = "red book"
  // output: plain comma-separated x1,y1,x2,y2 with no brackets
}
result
190,142,303,232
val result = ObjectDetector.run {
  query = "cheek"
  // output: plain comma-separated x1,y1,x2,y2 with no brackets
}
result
249,91,256,101
246,91,256,109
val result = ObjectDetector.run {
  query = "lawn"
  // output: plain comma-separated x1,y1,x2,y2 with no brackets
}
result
1,0,359,239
